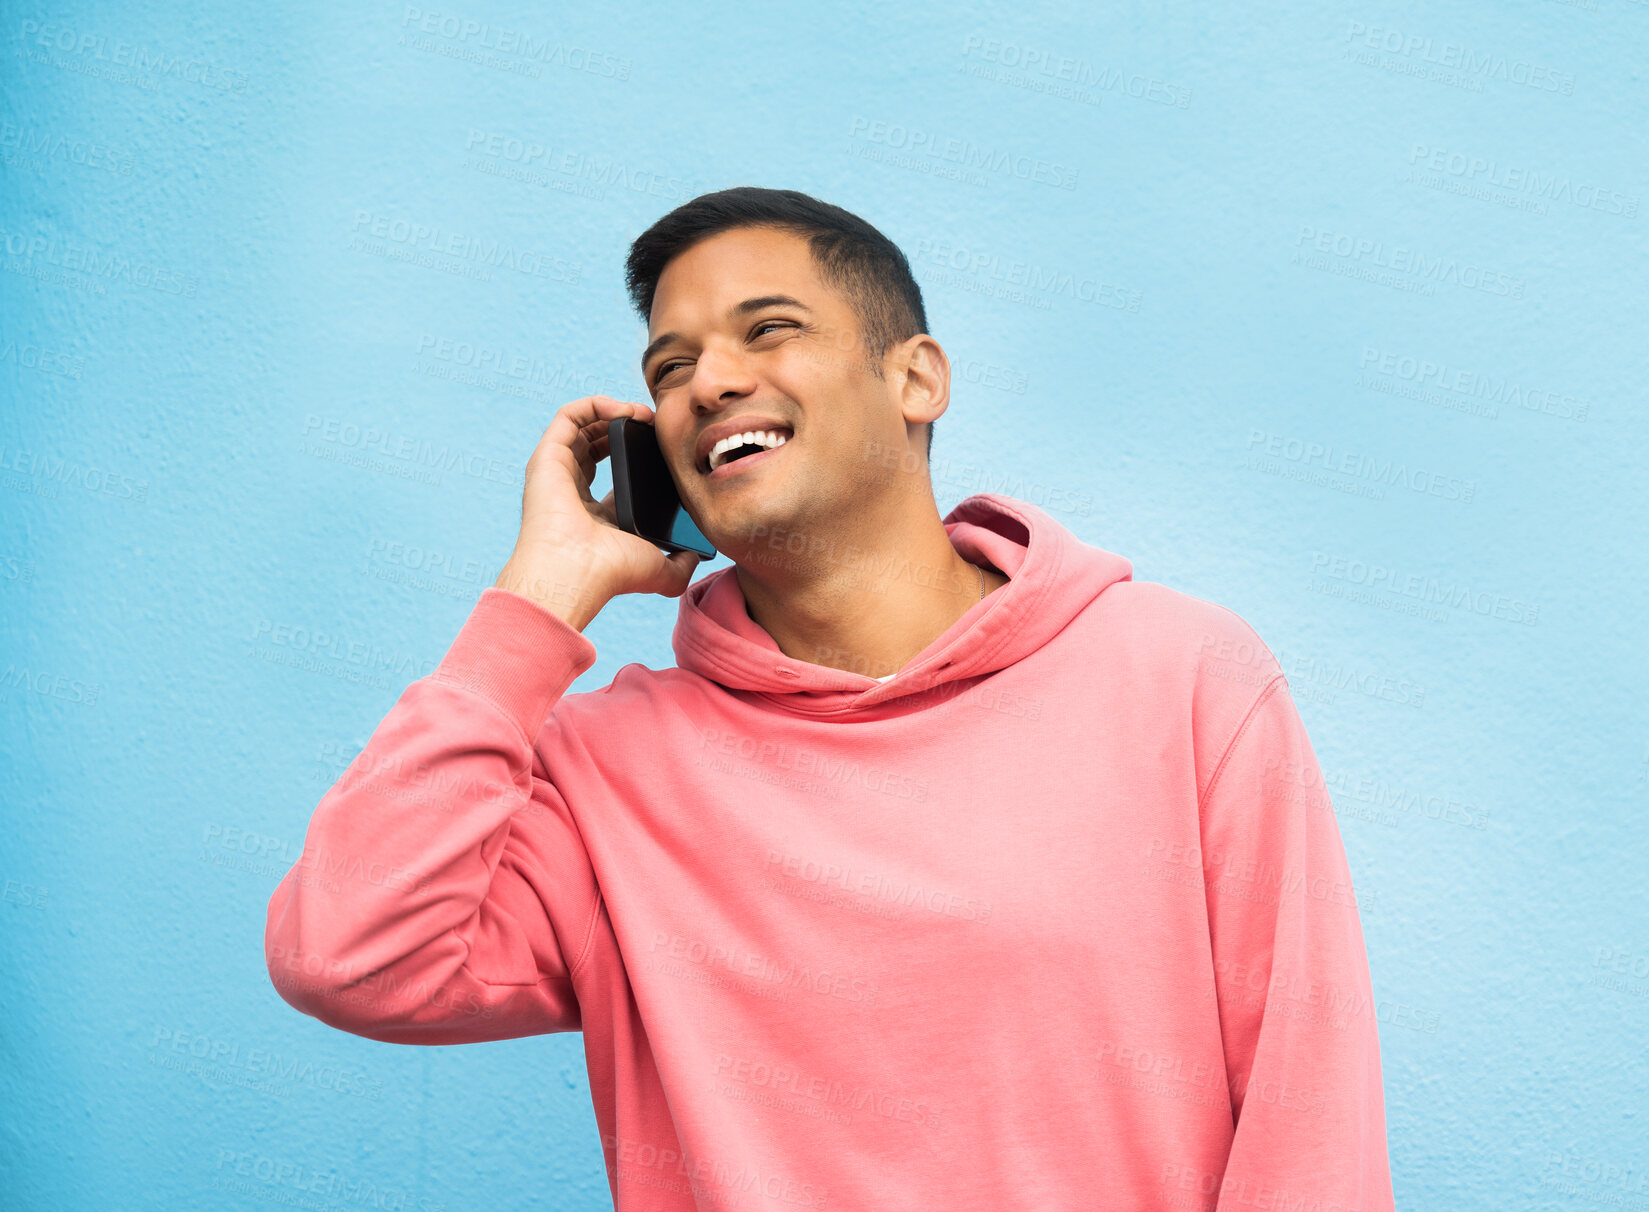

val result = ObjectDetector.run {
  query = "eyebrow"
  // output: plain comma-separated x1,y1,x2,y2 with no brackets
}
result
640,294,815,375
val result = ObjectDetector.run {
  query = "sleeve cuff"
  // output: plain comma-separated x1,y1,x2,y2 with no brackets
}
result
430,587,600,741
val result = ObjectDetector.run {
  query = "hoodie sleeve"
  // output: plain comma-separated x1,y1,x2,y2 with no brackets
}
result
1198,674,1397,1211
264,587,603,1045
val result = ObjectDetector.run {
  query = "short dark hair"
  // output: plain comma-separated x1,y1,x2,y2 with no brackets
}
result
626,187,935,461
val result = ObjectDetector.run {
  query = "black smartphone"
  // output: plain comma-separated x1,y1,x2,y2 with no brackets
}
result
608,417,717,558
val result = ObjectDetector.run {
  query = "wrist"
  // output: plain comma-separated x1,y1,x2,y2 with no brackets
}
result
493,550,614,632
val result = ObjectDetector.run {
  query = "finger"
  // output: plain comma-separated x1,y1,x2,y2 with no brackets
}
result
569,401,648,483
557,402,633,488
568,417,622,484
543,396,648,469
571,428,604,486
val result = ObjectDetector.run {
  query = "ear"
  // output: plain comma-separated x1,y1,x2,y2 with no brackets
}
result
890,334,950,430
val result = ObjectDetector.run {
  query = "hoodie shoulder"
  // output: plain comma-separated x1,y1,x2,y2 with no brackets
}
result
546,660,721,731
1088,580,1289,799
1098,580,1283,679
530,659,717,773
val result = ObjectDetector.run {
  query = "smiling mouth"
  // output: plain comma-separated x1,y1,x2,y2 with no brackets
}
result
701,428,793,475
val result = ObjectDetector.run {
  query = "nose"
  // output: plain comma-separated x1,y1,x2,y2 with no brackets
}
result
687,339,759,416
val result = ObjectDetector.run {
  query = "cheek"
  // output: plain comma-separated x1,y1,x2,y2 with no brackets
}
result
653,414,688,456
792,343,849,382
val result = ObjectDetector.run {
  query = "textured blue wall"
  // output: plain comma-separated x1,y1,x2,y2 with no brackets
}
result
3,2,1645,1209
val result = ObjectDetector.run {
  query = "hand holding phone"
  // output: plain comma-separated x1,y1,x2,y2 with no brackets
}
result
493,397,708,630
608,418,716,559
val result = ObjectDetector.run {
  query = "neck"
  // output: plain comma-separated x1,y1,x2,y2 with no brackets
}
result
732,490,1003,679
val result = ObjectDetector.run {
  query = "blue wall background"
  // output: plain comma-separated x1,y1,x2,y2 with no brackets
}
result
3,2,1645,1208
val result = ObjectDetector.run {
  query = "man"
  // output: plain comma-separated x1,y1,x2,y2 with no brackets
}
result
266,187,1396,1210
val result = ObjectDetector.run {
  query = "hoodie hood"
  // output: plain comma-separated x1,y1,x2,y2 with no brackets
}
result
670,493,1132,714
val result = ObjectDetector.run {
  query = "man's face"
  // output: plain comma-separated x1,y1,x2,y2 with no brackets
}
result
642,226,908,555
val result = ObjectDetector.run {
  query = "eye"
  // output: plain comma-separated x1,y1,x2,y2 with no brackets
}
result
651,321,798,386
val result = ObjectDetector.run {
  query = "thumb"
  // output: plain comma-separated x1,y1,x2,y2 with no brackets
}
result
659,550,705,598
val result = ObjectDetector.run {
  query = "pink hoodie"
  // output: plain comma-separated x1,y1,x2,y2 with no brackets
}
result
266,492,1395,1211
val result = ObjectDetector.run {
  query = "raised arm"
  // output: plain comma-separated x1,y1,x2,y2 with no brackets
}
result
265,588,605,1042
265,395,705,1043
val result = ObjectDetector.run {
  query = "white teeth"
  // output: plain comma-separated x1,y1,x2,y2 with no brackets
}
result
708,429,789,472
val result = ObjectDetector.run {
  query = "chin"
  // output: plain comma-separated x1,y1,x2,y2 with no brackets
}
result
701,492,809,557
